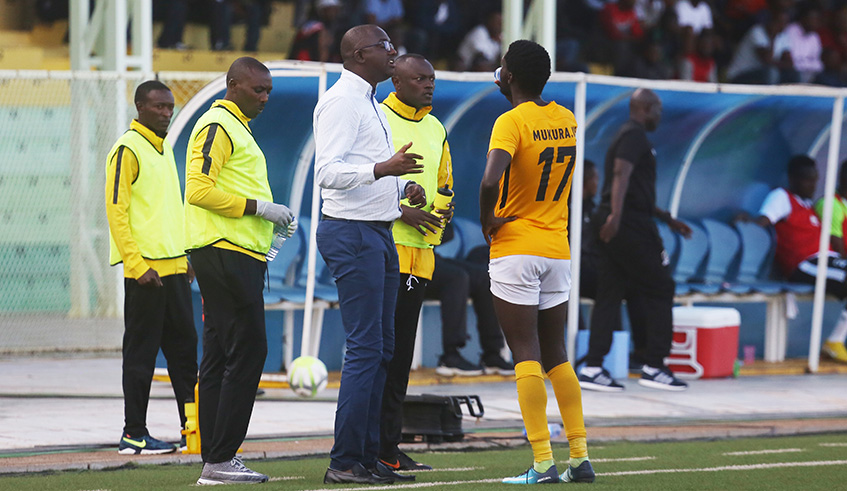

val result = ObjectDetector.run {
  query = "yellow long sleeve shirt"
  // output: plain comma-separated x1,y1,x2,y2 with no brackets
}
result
105,120,188,279
184,99,263,261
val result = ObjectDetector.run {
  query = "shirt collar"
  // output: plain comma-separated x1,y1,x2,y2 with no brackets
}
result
212,99,252,128
381,92,432,121
340,68,378,100
130,119,165,152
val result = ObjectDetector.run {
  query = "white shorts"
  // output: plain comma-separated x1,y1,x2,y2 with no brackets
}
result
489,255,571,309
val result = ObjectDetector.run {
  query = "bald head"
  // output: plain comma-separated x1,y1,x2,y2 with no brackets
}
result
339,24,396,87
630,88,659,109
227,56,269,85
224,57,272,119
629,88,662,131
340,25,384,64
391,54,434,109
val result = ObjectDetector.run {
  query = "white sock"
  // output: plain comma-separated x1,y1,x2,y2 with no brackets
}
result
827,310,847,343
580,366,602,377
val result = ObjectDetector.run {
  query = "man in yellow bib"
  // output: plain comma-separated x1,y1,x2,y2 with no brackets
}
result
377,53,452,476
105,80,198,456
185,57,296,485
480,40,594,484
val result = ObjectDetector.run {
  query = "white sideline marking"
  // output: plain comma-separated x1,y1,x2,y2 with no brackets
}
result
301,460,847,490
414,467,481,472
590,456,657,463
820,443,847,447
723,448,804,456
268,476,305,481
302,478,501,491
601,459,847,476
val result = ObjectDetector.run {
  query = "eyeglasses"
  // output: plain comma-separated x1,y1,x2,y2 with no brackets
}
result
357,40,395,52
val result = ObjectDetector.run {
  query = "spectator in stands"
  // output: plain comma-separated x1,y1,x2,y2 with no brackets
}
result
630,39,674,79
556,0,594,72
210,0,267,52
819,4,847,66
726,10,797,84
455,10,502,71
428,239,513,377
679,29,718,82
578,89,691,392
364,0,405,50
405,0,464,61
157,0,191,49
784,2,823,83
813,48,846,87
289,0,344,62
600,0,645,75
745,155,847,364
675,0,713,35
635,0,666,31
105,80,198,457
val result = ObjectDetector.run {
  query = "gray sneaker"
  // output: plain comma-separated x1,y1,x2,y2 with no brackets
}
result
197,456,269,485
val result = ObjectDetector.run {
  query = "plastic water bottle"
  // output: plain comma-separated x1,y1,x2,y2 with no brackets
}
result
266,218,297,262
423,187,454,246
522,423,563,440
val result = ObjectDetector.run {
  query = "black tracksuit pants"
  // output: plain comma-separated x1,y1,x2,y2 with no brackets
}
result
425,256,504,359
190,246,267,464
379,273,428,462
122,273,197,437
587,212,675,368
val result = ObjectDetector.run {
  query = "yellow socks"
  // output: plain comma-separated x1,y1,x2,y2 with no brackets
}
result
515,361,553,464
547,362,589,463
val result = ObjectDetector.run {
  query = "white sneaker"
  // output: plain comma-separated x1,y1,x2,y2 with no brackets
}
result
197,456,269,485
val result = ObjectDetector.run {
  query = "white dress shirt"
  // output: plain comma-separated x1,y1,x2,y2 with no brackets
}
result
314,69,407,222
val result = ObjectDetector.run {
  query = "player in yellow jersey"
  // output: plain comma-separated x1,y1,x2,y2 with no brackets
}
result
480,40,595,484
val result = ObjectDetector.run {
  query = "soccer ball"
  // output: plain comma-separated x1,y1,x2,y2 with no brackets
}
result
288,356,328,398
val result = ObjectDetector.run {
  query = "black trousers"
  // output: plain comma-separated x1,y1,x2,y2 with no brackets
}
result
190,247,267,464
122,273,197,437
587,213,675,368
425,256,505,359
379,273,428,462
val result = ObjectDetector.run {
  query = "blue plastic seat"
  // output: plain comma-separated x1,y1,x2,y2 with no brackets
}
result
733,221,800,294
451,216,487,260
674,219,709,289
698,219,745,294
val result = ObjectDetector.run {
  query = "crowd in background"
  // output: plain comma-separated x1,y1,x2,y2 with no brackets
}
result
32,0,847,86
288,0,847,87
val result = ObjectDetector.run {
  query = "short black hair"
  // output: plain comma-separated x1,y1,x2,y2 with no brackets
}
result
395,53,426,64
787,155,816,178
503,40,550,96
134,80,170,104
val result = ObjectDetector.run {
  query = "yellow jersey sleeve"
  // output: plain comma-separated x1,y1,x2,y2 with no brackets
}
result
488,111,519,158
105,146,149,279
185,123,247,217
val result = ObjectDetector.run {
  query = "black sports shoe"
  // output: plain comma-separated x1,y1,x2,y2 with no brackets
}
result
482,353,515,375
324,463,393,484
436,353,483,376
372,461,415,481
639,365,688,391
578,367,625,392
396,450,433,471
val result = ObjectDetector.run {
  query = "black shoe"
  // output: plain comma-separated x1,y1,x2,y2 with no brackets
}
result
481,353,515,375
323,463,393,484
373,461,415,481
436,353,483,376
396,450,433,471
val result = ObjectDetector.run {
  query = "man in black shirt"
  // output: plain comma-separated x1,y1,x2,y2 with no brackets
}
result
578,89,691,392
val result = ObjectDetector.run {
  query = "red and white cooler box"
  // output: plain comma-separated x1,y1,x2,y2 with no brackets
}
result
666,306,740,379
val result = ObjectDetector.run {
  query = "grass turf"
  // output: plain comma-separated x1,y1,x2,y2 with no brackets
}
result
3,433,846,490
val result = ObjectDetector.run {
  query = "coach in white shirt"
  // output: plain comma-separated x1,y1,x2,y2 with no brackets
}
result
313,24,426,486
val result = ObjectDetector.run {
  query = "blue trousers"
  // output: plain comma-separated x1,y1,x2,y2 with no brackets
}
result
317,219,399,471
